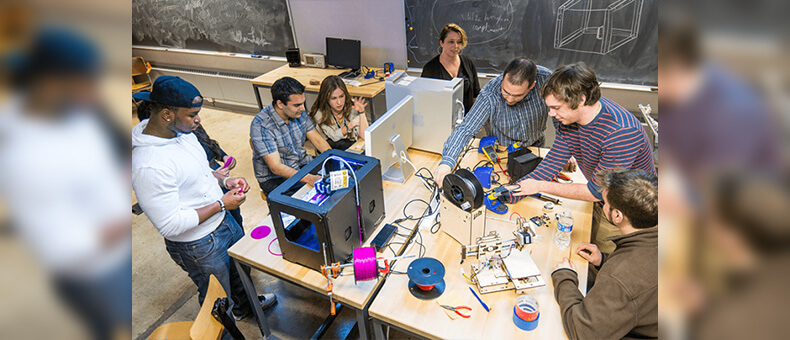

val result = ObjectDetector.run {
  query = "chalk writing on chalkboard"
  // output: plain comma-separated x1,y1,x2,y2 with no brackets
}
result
405,0,657,86
554,0,645,55
132,0,295,56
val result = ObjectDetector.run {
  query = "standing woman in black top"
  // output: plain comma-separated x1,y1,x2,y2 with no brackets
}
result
420,23,480,114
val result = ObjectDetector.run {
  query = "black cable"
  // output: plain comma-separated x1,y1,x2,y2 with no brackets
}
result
473,159,491,170
430,220,441,234
402,199,431,221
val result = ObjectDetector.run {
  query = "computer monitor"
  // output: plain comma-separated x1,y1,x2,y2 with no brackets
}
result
326,37,361,72
384,72,464,154
365,95,415,183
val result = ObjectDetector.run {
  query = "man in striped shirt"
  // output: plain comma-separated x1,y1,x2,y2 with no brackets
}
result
505,63,656,252
434,58,552,187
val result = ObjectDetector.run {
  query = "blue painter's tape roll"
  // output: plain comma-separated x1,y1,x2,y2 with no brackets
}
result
513,308,539,331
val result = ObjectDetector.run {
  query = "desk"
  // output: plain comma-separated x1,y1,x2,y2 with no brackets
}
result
250,65,399,119
367,143,594,339
227,149,442,339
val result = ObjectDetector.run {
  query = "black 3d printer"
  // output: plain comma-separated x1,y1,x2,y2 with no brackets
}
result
267,150,385,272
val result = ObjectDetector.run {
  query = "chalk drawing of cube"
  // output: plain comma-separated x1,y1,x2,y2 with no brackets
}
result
554,0,644,55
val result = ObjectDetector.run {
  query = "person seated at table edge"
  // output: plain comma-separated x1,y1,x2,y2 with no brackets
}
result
421,23,480,115
309,75,369,150
434,57,552,187
551,168,658,340
250,76,330,196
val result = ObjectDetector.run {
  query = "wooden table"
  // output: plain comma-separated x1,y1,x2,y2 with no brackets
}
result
250,64,399,119
228,148,442,339
367,142,594,339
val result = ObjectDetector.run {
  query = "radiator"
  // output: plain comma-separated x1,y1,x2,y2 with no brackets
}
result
150,66,258,108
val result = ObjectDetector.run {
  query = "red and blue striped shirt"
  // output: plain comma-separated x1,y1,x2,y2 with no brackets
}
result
509,97,656,202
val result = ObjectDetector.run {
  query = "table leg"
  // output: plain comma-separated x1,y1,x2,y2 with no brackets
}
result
253,84,263,110
356,308,371,340
234,258,272,339
372,319,386,340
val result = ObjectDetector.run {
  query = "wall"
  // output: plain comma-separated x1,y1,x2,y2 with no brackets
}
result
288,0,408,69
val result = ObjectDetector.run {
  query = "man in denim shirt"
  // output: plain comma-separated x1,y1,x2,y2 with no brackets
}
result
251,77,331,196
132,76,277,324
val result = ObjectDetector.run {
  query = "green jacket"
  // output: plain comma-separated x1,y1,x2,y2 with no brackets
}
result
551,228,658,340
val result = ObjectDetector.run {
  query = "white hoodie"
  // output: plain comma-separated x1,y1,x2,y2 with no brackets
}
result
132,119,224,242
0,97,130,278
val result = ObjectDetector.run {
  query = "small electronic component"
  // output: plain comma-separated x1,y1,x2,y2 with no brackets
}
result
370,223,397,252
329,169,350,191
530,216,545,228
481,144,500,163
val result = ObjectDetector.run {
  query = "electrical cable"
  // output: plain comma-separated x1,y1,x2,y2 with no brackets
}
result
320,156,363,245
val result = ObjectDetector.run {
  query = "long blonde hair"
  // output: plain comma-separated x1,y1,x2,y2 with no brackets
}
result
309,75,354,136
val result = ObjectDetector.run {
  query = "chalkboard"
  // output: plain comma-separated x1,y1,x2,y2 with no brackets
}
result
405,0,657,86
132,0,295,56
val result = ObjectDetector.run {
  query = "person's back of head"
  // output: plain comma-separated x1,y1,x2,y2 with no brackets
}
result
597,168,658,229
540,63,601,109
658,8,701,69
503,58,537,86
271,76,305,107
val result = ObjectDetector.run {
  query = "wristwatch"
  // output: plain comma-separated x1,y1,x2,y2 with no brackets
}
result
217,199,226,212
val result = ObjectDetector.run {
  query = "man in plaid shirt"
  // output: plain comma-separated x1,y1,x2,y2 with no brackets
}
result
250,77,330,196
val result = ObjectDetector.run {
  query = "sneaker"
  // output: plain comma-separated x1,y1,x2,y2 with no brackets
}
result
233,293,278,321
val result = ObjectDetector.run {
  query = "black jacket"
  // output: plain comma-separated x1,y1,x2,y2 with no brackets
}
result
420,54,480,114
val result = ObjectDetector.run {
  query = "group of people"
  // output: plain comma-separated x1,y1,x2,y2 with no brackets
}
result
131,22,658,339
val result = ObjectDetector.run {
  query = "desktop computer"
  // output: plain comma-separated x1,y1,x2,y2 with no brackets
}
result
365,96,415,183
326,37,361,78
384,72,464,154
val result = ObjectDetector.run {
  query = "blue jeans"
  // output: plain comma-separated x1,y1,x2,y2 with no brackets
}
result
54,256,132,340
165,212,251,316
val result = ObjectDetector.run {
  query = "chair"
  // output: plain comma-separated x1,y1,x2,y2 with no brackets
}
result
249,138,267,201
148,275,226,340
132,56,153,93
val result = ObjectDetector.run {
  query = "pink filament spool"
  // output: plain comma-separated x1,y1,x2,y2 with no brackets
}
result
353,247,378,283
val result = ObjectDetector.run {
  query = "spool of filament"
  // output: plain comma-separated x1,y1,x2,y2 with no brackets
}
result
442,169,484,211
407,257,446,300
352,247,378,283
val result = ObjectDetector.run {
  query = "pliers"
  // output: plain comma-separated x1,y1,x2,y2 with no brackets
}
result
440,304,472,318
553,172,573,183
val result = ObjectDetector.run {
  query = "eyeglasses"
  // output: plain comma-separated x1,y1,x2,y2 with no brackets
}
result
502,88,527,99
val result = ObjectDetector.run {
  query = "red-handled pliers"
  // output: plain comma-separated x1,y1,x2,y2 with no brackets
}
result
554,172,573,183
440,304,472,318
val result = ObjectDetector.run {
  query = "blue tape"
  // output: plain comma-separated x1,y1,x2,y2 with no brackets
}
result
513,308,539,331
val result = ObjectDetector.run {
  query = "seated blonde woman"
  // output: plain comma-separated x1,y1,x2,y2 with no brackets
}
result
309,75,369,150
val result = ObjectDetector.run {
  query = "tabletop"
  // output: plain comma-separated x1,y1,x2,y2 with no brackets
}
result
250,64,399,98
367,142,594,339
227,148,442,310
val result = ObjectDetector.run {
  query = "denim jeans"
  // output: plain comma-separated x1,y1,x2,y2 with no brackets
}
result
164,212,251,316
53,257,132,340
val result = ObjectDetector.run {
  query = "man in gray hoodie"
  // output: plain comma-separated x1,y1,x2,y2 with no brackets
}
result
132,76,276,322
